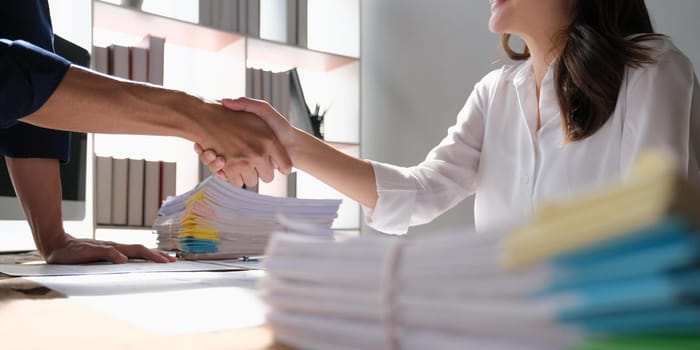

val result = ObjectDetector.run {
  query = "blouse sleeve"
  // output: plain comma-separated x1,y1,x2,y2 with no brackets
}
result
621,40,700,185
363,69,500,234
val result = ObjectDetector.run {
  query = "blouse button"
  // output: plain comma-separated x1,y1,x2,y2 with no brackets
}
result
521,175,530,184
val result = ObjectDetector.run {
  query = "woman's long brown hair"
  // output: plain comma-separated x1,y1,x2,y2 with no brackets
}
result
502,0,662,142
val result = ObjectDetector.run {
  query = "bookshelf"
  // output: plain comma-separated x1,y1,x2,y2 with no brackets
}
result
50,0,361,244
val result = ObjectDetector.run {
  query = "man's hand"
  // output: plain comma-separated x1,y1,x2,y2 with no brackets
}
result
5,156,175,265
45,234,175,264
196,98,298,181
192,100,293,188
23,66,292,189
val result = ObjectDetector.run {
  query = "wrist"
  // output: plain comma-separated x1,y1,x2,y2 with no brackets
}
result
35,229,72,258
288,128,322,169
170,92,212,144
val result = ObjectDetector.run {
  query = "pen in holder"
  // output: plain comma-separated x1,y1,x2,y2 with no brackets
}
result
310,103,327,140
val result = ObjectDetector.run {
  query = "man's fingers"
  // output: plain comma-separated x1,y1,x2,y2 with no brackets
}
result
241,167,259,188
101,246,129,264
198,149,217,165
229,174,244,188
256,163,275,183
132,245,173,263
46,242,127,264
110,244,176,263
194,143,204,155
269,141,292,175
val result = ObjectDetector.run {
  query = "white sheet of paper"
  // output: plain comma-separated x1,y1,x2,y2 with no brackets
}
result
27,270,266,334
207,258,264,270
0,260,245,277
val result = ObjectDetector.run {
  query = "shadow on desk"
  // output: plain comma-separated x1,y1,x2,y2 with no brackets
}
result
0,276,292,350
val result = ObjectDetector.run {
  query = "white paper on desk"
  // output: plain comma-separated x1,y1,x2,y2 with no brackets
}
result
26,271,267,334
0,260,245,277
206,258,264,270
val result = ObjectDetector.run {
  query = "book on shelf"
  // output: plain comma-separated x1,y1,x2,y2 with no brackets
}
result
94,156,176,227
237,0,248,34
141,35,165,85
245,67,314,135
251,68,263,99
160,161,177,203
262,69,273,104
220,0,238,33
111,158,129,225
247,0,261,37
297,0,308,47
200,0,261,36
153,175,341,259
92,46,109,74
96,35,165,85
286,0,298,46
129,46,149,83
261,151,700,350
95,156,113,225
107,44,130,79
198,0,212,26
143,160,161,227
126,158,145,227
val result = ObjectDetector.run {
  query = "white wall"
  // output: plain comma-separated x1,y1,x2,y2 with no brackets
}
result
361,0,700,236
647,0,700,70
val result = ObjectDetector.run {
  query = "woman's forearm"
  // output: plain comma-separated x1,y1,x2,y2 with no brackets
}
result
291,130,378,209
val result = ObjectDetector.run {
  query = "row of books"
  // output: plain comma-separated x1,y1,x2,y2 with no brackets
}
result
199,0,308,46
95,156,176,227
261,152,700,350
153,175,341,259
92,35,166,85
246,67,316,137
199,0,260,37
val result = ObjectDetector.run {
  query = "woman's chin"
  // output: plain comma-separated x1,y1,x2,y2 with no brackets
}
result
488,16,506,33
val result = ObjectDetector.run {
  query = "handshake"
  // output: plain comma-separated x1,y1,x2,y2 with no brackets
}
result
192,97,299,188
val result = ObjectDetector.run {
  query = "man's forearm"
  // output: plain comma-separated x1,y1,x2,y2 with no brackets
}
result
19,64,293,186
21,65,207,144
5,157,65,257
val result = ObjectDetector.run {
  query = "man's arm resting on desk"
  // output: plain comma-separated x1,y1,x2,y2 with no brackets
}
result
5,156,175,264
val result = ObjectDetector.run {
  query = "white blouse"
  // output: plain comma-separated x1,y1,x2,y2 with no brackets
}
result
364,37,700,234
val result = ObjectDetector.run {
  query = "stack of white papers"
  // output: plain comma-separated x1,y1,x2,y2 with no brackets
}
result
153,176,341,259
261,152,700,350
262,231,578,350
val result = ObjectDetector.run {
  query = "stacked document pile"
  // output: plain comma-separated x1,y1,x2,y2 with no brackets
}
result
261,152,700,350
153,176,341,259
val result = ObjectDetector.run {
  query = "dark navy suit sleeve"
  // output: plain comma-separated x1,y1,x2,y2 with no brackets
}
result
0,39,71,163
0,0,72,163
0,39,70,127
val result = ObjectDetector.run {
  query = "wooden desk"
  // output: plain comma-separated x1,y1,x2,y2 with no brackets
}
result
0,276,290,350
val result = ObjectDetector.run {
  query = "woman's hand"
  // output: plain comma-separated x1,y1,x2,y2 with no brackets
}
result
45,233,176,264
197,97,379,209
196,97,299,182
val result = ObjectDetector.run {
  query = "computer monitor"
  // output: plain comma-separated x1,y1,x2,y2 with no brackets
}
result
0,35,89,252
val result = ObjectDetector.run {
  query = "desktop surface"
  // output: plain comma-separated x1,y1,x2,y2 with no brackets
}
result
0,270,291,350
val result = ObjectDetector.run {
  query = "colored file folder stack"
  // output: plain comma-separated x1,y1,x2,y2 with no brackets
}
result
261,152,700,350
153,176,341,259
